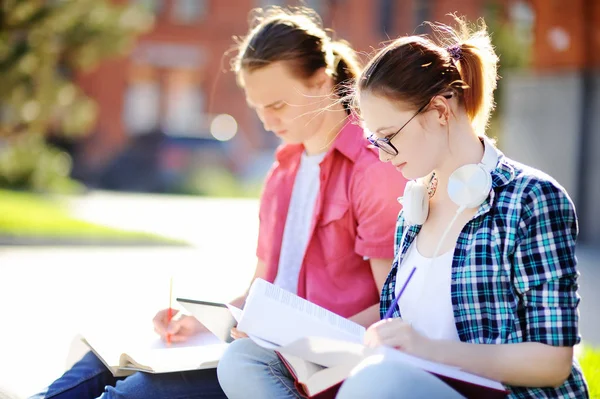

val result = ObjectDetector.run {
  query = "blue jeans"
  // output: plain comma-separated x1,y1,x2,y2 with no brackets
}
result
30,351,226,399
217,338,302,399
336,354,466,399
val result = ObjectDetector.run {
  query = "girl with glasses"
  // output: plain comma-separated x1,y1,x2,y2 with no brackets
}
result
336,16,589,399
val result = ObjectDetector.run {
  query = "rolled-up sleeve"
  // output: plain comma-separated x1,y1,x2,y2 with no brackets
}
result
350,160,405,260
513,179,581,347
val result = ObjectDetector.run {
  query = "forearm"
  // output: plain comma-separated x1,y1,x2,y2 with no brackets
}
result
229,295,246,308
349,303,381,327
230,259,269,308
427,340,573,388
349,257,392,327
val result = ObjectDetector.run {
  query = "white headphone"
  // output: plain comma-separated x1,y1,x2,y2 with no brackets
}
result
399,136,499,227
391,138,500,315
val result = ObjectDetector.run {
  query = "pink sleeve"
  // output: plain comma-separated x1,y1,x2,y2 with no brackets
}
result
256,200,269,262
255,167,277,262
350,160,406,259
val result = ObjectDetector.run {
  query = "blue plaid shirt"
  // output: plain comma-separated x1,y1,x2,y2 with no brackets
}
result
380,153,589,398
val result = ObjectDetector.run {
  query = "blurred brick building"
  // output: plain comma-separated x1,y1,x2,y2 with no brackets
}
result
73,0,599,199
71,0,497,188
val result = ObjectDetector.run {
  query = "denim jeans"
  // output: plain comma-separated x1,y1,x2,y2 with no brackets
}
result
336,354,466,399
217,338,303,399
30,351,226,399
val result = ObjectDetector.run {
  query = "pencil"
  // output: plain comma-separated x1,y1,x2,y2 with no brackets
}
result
166,276,173,345
384,266,416,319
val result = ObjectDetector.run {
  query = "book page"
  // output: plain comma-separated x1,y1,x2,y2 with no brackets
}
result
82,337,131,377
277,352,326,382
83,329,227,375
177,298,237,343
279,337,505,394
225,304,242,322
120,343,228,373
238,279,365,347
374,346,506,391
277,336,367,368
278,348,357,398
304,363,357,397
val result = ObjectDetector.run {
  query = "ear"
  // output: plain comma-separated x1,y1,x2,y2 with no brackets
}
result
428,95,452,126
307,67,332,93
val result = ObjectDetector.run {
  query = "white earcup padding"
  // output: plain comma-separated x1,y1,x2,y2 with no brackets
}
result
447,164,492,209
402,180,429,225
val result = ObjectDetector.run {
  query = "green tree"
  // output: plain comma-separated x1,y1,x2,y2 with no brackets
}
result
0,0,153,191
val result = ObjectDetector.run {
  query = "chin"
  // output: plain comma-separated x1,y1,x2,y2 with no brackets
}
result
399,169,416,180
401,170,425,182
279,134,303,145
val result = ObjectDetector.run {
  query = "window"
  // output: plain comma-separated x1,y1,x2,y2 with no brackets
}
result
163,70,207,138
379,0,394,37
510,1,535,46
124,82,161,136
413,0,432,35
172,0,207,24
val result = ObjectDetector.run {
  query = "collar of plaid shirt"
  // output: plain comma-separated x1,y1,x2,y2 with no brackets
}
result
380,149,589,398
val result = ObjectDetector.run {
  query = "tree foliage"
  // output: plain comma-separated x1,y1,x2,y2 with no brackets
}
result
0,0,153,191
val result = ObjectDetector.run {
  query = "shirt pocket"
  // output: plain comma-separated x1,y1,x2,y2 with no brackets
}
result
317,202,353,263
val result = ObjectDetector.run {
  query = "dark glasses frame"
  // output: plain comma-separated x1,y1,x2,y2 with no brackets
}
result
367,93,453,156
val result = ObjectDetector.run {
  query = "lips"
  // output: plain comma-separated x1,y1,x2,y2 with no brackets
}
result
274,130,288,136
393,162,406,171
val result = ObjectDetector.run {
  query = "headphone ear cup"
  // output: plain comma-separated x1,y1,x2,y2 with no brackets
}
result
402,180,429,225
447,164,492,209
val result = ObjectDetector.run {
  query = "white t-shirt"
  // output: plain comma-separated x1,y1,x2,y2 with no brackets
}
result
394,237,460,341
273,151,326,294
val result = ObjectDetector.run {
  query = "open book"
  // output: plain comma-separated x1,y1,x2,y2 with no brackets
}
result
176,298,238,343
82,329,228,377
277,336,508,399
236,279,507,399
237,278,365,347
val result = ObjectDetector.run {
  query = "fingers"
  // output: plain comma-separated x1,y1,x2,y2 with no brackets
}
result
166,319,183,335
230,327,249,340
365,318,412,347
166,332,189,343
152,308,181,338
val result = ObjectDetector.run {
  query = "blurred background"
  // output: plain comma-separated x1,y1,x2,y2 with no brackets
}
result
1,0,599,243
0,0,599,397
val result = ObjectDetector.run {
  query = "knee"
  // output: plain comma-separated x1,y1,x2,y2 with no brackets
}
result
217,338,265,388
337,356,415,399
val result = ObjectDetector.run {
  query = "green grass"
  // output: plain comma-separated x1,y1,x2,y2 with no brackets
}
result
0,189,182,244
581,344,600,398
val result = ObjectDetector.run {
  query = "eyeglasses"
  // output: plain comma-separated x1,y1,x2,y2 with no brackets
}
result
366,94,453,156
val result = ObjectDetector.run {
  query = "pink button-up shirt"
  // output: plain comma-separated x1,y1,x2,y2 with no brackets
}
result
256,120,406,318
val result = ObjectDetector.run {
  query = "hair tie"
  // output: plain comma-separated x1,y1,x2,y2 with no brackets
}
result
447,44,462,61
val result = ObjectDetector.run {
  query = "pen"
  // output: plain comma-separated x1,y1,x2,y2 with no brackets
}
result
166,276,173,345
384,266,416,319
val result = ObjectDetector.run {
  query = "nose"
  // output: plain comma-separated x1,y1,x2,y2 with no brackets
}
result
256,109,279,133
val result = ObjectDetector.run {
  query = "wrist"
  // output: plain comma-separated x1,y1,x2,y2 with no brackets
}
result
230,295,246,309
422,338,445,363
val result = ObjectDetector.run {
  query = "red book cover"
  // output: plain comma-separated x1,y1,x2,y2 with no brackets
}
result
277,351,508,399
277,352,342,399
